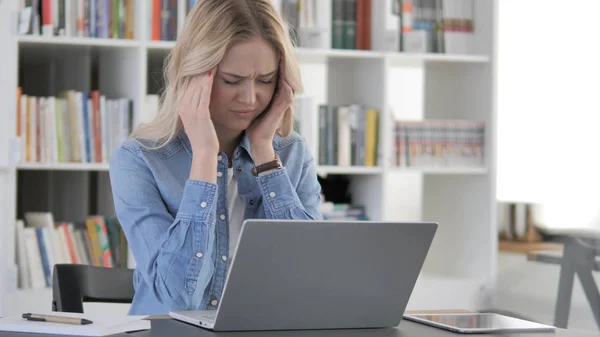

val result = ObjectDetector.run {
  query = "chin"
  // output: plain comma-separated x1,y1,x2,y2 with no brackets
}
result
226,120,252,133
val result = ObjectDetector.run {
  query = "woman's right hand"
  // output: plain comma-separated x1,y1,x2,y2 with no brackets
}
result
179,70,219,156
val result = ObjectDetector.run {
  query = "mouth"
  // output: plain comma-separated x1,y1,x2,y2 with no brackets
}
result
231,109,255,116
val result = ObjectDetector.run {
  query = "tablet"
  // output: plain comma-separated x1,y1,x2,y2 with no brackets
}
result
403,313,556,334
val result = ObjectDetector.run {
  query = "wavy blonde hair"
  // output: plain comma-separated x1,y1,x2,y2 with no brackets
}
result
131,0,302,149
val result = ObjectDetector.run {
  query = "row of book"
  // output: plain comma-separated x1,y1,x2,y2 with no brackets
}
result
281,0,475,53
394,120,485,168
149,0,179,41
18,0,135,39
331,0,371,50
318,104,379,167
16,88,134,164
16,212,129,289
395,0,475,54
278,0,372,50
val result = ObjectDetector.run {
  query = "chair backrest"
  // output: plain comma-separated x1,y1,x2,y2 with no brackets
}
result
51,264,135,313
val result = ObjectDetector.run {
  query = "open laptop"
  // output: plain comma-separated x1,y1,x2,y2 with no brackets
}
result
170,219,437,331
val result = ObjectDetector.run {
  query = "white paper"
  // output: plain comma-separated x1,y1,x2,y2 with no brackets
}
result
0,312,150,336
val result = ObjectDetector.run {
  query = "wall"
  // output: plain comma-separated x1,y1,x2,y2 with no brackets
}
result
496,0,600,210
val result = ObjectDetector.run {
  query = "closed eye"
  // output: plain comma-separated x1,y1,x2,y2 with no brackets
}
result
225,79,273,85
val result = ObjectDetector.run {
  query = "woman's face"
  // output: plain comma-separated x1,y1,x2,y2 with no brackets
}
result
209,37,279,136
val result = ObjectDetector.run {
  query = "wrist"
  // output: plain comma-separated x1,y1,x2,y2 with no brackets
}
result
190,152,218,183
251,143,275,166
192,147,218,160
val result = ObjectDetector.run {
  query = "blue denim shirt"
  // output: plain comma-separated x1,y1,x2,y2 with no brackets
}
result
108,130,324,315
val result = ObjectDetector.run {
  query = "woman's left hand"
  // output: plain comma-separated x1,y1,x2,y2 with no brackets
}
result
247,58,294,165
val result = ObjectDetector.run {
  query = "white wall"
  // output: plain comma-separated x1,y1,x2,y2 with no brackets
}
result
496,0,600,222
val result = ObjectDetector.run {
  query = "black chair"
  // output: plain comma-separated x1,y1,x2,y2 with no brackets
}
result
51,264,135,313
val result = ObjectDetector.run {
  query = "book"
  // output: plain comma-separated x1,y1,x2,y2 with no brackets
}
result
0,312,150,336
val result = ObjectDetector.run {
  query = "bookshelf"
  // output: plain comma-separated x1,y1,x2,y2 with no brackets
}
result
0,0,498,316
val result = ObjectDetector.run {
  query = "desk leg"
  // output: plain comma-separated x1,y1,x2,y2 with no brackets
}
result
576,260,600,330
555,242,576,329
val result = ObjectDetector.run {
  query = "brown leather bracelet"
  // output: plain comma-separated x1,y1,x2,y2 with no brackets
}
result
252,154,282,176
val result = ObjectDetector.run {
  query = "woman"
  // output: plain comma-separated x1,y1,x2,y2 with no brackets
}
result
109,0,323,315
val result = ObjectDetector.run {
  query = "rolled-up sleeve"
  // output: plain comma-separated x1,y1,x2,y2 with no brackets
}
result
109,146,217,311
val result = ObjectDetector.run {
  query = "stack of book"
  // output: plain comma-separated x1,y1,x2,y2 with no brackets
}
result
149,0,178,41
16,88,134,165
17,0,136,39
394,119,485,168
15,212,128,289
318,104,379,167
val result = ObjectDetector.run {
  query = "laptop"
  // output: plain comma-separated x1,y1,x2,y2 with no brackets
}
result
169,219,438,331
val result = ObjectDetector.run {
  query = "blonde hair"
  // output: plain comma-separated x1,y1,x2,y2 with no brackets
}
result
131,0,302,149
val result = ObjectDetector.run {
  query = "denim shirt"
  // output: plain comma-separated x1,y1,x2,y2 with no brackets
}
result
108,130,324,315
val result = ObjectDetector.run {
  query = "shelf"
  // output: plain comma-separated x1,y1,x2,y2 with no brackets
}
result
296,48,384,59
16,162,110,171
16,36,490,65
145,40,176,50
389,167,488,175
420,53,489,64
316,166,383,176
389,52,490,65
2,0,497,318
18,35,140,48
499,240,563,255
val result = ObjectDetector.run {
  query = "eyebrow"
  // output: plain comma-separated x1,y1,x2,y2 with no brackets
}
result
221,70,277,79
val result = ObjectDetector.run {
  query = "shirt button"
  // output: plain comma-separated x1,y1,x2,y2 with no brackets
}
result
221,255,227,262
269,192,276,198
220,214,226,220
200,201,207,208
249,199,254,205
236,167,243,172
217,171,223,178
211,299,219,306
218,155,222,161
195,252,203,258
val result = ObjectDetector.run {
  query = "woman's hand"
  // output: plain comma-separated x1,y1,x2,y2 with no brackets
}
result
179,70,220,183
246,58,294,165
178,70,219,156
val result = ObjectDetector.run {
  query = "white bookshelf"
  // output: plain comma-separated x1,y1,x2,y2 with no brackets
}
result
0,0,498,316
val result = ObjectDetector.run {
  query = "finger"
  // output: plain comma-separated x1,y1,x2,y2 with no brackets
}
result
198,67,217,111
190,76,203,111
181,78,197,109
278,57,286,87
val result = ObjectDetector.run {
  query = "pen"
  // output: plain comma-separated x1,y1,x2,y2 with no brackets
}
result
22,313,93,325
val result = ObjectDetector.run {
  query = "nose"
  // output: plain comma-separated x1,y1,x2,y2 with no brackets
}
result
238,82,256,106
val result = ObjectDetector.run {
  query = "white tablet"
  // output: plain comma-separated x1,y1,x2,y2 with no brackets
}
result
403,313,556,334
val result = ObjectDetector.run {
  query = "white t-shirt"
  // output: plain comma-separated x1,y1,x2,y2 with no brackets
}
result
227,168,245,261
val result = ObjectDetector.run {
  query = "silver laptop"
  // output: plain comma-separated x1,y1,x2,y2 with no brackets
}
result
170,219,437,331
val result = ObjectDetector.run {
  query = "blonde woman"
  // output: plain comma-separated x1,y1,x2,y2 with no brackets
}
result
109,0,323,315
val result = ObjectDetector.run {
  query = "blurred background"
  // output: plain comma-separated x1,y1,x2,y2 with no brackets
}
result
1,0,600,333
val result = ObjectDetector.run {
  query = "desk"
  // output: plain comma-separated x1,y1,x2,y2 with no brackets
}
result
528,235,600,330
1,316,599,337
